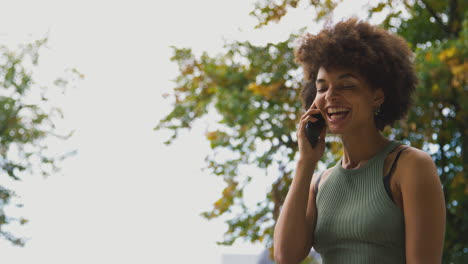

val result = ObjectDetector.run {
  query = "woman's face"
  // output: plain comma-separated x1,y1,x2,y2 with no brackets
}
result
313,66,384,135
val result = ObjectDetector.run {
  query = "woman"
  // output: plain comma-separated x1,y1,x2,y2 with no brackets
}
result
273,18,446,264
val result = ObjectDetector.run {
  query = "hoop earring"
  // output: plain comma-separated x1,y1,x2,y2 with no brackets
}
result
374,105,381,116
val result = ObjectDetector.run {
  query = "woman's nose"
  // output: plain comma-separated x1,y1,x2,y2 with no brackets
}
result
325,86,340,101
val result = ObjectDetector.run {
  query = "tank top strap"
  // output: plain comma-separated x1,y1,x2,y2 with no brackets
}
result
378,140,404,160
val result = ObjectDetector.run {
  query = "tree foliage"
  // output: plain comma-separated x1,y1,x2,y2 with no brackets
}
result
156,0,468,263
0,39,80,246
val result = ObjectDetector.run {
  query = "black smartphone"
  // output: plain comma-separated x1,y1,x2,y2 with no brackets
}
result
305,113,326,148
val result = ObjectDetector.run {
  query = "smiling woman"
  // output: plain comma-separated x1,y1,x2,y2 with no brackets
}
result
313,67,384,135
273,18,446,264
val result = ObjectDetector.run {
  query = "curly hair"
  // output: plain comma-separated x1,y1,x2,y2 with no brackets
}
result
294,18,417,130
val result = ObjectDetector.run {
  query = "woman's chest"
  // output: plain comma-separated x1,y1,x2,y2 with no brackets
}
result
314,173,405,247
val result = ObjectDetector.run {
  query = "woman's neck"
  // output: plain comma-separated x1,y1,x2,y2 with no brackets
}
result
340,128,390,169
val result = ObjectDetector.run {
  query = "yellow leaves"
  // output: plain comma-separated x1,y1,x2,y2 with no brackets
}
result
316,9,329,20
268,246,275,262
181,65,194,75
214,197,223,208
247,81,283,99
425,52,433,62
206,130,230,148
450,63,466,76
370,2,387,13
329,141,343,156
432,83,440,94
438,46,457,62
383,125,392,135
314,0,340,20
450,62,468,89
205,85,218,95
247,83,257,92
174,86,188,93
206,131,219,141
222,184,236,196
433,46,466,90
400,121,417,133
213,182,238,214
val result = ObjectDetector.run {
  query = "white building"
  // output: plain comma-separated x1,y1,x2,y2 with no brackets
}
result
221,253,258,264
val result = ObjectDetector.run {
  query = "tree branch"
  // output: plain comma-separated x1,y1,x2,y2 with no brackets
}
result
419,0,452,36
448,0,461,37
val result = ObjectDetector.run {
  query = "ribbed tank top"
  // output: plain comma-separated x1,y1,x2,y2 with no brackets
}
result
313,140,406,264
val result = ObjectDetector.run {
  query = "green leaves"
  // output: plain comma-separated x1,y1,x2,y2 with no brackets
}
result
250,0,342,28
395,7,468,262
0,39,79,246
157,33,345,251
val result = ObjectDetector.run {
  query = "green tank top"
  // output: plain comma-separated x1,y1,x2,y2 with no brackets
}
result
314,140,406,264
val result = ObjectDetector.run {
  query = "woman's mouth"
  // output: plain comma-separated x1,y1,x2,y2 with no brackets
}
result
326,107,351,124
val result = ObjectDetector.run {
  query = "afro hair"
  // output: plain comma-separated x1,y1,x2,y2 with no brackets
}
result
294,18,418,130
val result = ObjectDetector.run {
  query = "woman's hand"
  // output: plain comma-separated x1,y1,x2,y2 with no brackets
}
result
297,103,326,164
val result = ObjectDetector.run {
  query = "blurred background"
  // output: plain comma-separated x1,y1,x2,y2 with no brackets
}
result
0,0,466,263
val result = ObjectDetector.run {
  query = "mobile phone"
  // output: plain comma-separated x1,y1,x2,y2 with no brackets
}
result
305,113,325,148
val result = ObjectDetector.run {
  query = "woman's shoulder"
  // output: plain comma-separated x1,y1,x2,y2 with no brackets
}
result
394,144,434,167
393,145,439,187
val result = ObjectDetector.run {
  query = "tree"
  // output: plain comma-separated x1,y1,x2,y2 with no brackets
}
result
156,1,468,263
0,39,81,246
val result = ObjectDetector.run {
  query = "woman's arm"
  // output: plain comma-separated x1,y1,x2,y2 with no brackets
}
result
273,103,325,264
399,149,446,264
273,160,318,264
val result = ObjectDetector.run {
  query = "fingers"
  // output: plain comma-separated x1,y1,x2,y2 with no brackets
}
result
300,114,318,126
298,115,312,131
297,114,317,137
310,101,317,110
298,114,324,137
300,107,321,121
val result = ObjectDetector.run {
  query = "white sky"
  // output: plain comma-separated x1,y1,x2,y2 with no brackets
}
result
0,0,372,263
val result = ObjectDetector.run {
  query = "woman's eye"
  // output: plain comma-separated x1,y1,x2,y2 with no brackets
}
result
317,87,327,93
343,85,355,89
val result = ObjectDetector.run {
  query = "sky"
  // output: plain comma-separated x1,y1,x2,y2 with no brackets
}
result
0,0,372,263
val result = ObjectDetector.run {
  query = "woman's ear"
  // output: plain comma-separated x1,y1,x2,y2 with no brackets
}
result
373,88,385,106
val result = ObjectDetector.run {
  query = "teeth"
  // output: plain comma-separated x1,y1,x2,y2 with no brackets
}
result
330,113,348,120
327,107,350,114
